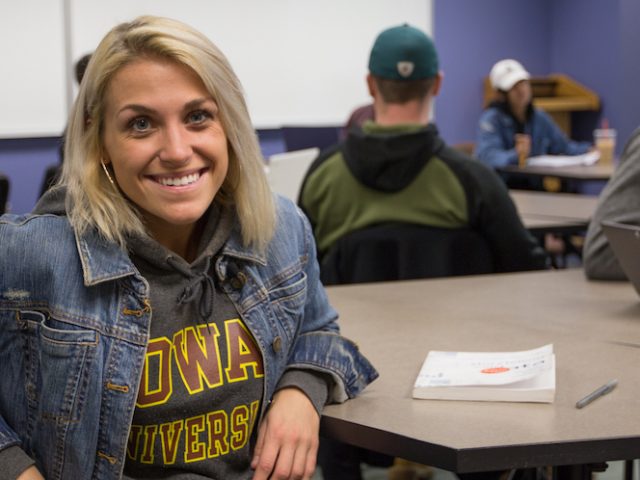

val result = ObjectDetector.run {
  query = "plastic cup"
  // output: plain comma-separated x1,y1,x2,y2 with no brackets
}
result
593,128,616,164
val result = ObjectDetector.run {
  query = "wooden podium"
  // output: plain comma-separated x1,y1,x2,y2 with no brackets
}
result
483,74,600,135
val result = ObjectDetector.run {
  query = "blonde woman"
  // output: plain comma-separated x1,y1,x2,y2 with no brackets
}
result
0,16,377,480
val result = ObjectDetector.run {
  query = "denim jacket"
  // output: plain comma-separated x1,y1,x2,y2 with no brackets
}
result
475,103,591,168
0,194,378,480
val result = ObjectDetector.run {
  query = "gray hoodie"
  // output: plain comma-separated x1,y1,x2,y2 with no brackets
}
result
31,189,328,479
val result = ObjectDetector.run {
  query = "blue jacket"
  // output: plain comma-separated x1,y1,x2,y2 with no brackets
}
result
476,103,591,168
0,193,377,479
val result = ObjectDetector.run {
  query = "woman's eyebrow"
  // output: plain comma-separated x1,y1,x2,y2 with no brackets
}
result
117,104,157,116
183,97,216,110
116,98,216,116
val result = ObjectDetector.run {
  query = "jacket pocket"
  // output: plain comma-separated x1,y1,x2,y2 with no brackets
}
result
268,271,307,344
21,310,98,423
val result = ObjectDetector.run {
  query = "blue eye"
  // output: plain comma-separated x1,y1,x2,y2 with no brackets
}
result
188,110,212,124
130,117,151,131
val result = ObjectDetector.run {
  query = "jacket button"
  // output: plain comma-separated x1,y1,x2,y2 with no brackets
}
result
230,272,247,290
272,336,282,353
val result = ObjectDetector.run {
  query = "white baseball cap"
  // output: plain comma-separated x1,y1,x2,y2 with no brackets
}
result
489,59,530,91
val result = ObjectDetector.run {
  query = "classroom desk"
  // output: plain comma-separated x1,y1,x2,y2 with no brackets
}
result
510,190,599,220
321,269,640,476
510,190,599,233
519,215,588,234
497,163,614,182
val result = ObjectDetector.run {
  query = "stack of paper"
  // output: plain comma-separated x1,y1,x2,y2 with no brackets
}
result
412,344,555,403
527,151,599,167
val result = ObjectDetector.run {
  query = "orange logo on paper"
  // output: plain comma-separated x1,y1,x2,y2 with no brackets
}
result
481,367,510,374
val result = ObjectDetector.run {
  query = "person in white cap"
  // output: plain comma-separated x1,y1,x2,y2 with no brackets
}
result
475,59,591,171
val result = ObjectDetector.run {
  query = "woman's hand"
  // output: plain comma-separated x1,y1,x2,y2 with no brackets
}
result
17,466,45,480
251,387,320,479
514,133,531,160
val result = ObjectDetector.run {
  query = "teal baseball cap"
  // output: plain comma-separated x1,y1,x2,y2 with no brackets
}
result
368,24,439,80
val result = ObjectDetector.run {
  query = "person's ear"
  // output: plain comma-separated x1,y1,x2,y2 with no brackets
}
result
431,71,443,97
366,74,377,98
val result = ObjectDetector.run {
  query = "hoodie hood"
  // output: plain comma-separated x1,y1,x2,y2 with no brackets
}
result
344,122,444,192
127,202,235,325
32,185,67,215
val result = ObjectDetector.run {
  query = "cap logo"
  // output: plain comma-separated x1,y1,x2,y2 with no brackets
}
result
397,61,414,78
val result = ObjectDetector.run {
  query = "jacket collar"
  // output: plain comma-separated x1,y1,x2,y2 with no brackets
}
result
74,227,140,287
221,226,268,266
74,222,268,288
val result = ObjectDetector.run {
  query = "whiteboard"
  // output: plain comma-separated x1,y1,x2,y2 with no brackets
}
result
0,1,66,138
0,0,432,138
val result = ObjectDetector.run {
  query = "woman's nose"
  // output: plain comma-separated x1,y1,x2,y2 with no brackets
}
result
158,125,192,164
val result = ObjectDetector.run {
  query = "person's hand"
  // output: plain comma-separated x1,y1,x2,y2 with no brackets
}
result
17,466,45,480
514,133,531,160
251,387,320,479
544,233,565,255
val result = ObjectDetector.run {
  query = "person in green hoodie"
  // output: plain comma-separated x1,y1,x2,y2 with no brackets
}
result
298,24,546,276
299,23,547,480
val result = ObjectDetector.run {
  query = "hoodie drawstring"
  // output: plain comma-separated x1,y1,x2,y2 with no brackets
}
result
177,273,216,322
166,255,216,328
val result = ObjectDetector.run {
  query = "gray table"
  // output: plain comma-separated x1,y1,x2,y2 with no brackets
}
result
510,190,600,233
321,269,640,475
498,163,614,182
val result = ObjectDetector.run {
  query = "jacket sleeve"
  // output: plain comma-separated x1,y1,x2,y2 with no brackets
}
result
583,128,640,280
285,205,378,403
275,369,330,414
465,161,549,272
538,110,591,155
0,413,36,479
0,445,35,480
475,109,519,168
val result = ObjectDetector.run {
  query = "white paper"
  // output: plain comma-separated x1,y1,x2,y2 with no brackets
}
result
527,151,599,167
414,344,554,387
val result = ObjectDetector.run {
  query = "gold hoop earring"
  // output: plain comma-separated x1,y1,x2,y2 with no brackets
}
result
101,161,116,186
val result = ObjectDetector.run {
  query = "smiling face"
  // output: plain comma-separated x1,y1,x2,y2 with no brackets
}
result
101,57,228,247
506,79,532,113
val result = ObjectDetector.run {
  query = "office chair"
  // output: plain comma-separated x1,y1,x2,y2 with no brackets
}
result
317,223,495,480
0,174,9,214
320,223,495,286
265,148,319,202
281,126,340,152
452,141,476,157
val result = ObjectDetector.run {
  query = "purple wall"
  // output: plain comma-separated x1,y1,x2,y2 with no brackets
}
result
434,0,552,145
434,0,639,152
0,138,60,214
618,0,640,148
552,0,640,149
550,0,621,142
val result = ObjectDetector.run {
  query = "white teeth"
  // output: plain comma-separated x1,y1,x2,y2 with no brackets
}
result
159,172,200,186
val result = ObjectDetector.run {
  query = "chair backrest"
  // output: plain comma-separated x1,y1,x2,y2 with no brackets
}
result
266,147,319,202
281,126,340,152
0,174,9,214
320,223,495,285
452,142,476,157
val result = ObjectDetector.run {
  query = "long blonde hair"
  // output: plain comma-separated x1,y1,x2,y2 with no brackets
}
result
62,15,275,251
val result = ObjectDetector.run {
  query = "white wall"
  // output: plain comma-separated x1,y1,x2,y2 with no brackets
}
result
0,2,66,138
0,0,432,138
